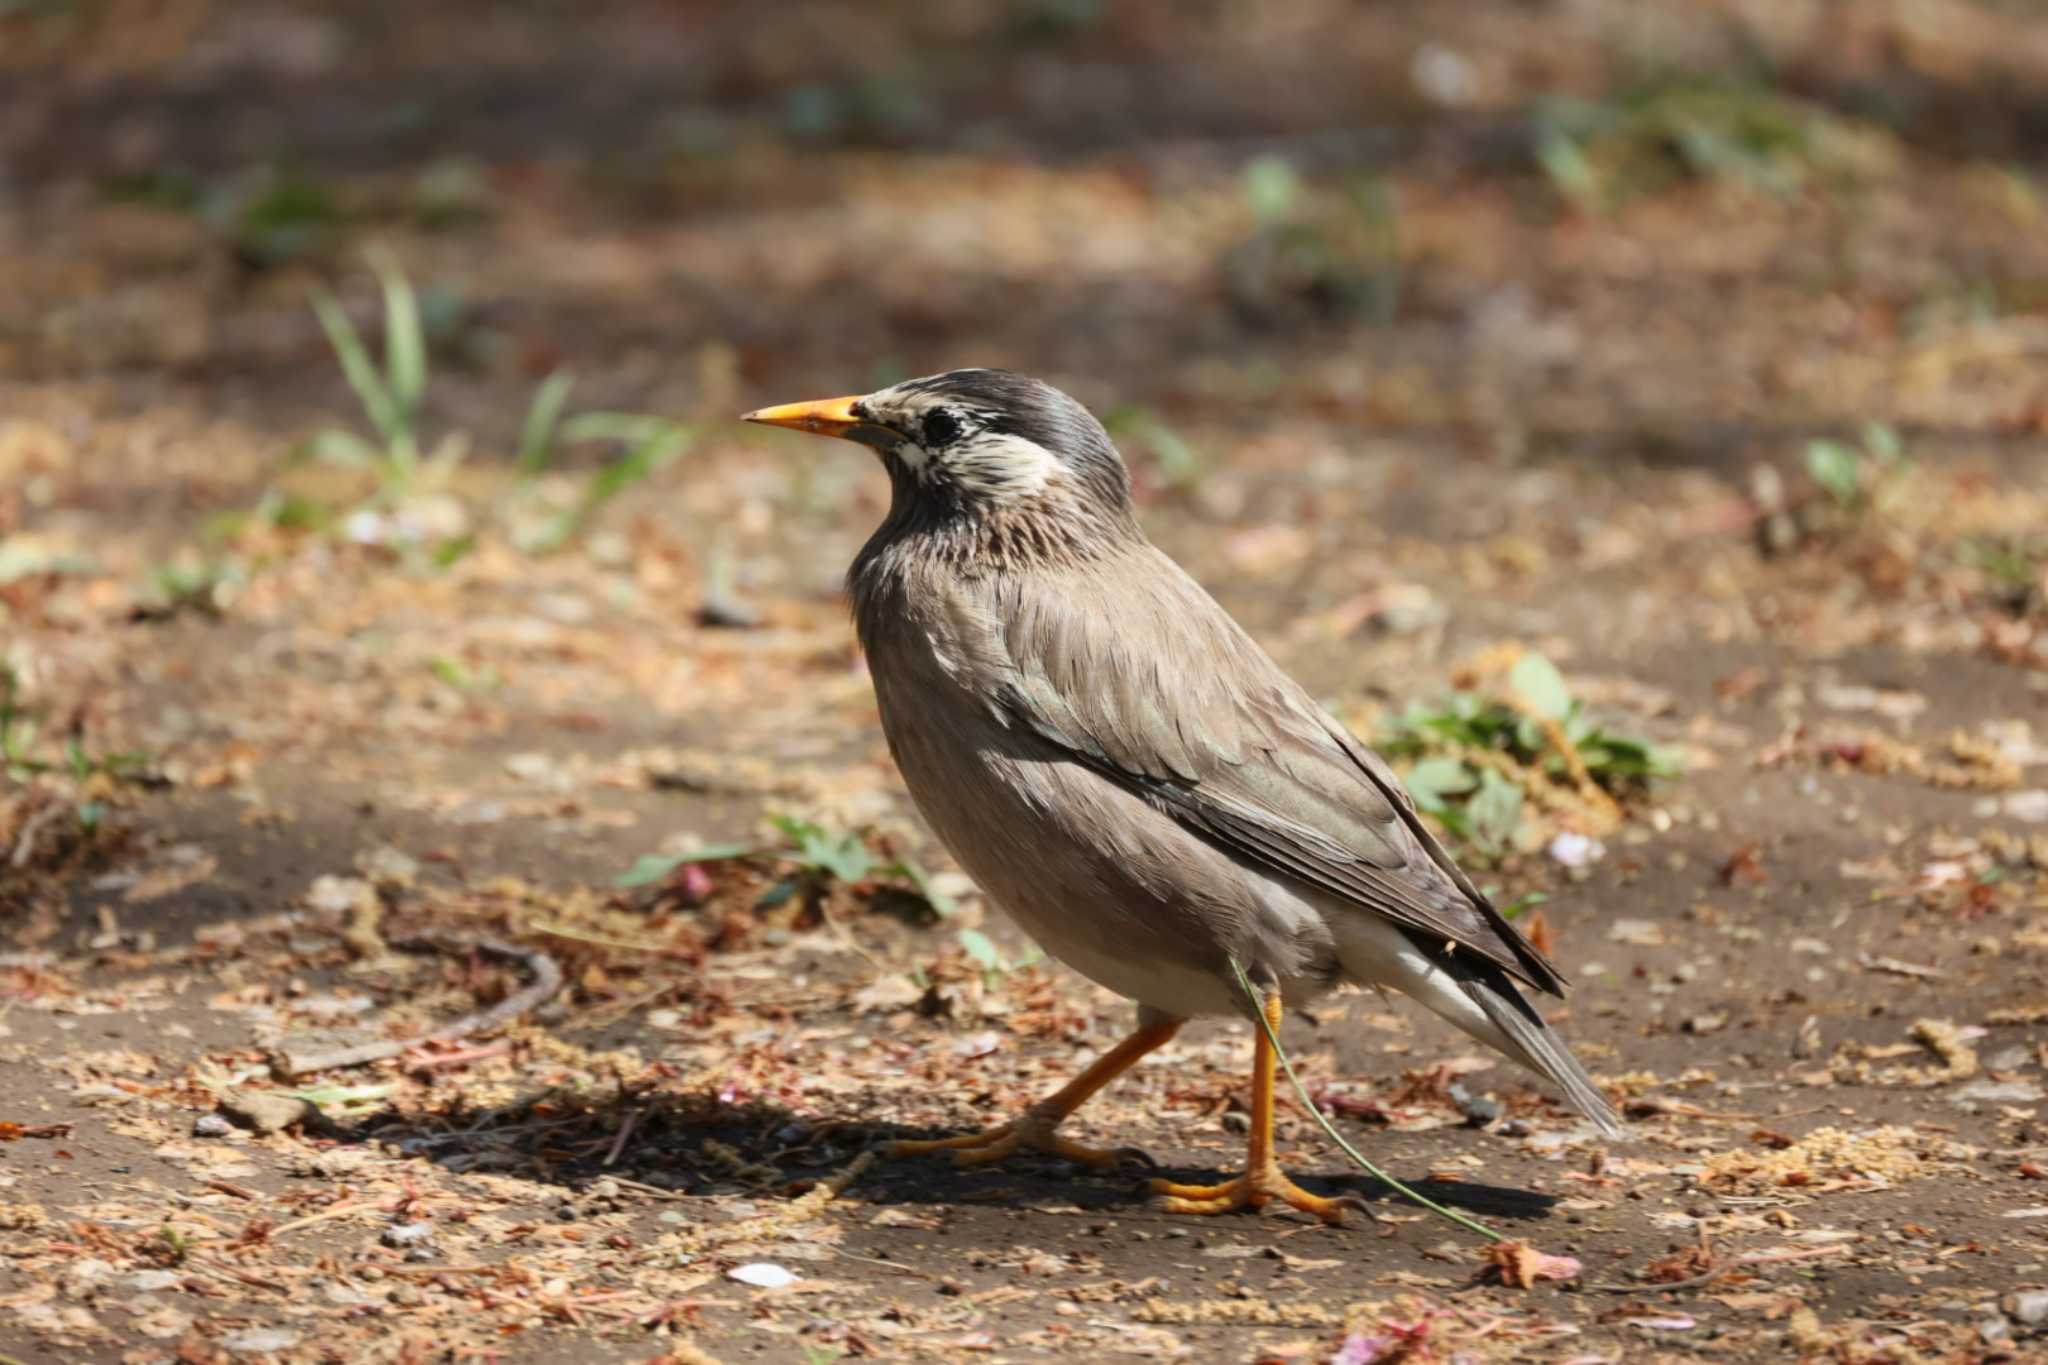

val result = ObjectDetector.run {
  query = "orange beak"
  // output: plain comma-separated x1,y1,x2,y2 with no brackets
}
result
740,394,867,440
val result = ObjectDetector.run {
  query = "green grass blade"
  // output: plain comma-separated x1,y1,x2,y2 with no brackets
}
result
301,428,379,468
559,411,667,444
1228,956,1504,1242
368,246,426,424
310,288,401,443
517,371,575,475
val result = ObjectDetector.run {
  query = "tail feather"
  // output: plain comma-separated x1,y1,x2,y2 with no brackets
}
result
1324,907,1625,1138
1457,964,1624,1138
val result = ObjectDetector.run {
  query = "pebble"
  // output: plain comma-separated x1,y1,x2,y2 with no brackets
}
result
2009,1289,2048,1327
192,1114,232,1138
1448,1082,1503,1124
382,1221,435,1248
222,1327,301,1355
220,1089,314,1135
699,588,764,629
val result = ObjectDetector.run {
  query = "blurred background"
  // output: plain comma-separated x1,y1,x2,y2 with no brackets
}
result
6,1,2048,586
5,0,2048,844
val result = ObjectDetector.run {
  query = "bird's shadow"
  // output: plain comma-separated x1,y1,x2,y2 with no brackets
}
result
346,1087,1557,1225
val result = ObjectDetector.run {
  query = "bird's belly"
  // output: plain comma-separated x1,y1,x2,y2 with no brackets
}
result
881,707,1332,1018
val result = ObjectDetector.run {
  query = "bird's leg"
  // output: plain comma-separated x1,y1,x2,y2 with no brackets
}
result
1150,988,1368,1224
887,1010,1182,1169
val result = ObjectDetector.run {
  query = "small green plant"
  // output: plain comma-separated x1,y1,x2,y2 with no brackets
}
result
427,655,501,692
0,665,150,789
233,171,344,268
153,1225,192,1267
1495,890,1550,921
142,558,243,618
956,926,1043,987
102,165,345,267
1382,653,1675,857
1804,421,1907,512
253,256,692,562
279,1082,395,1118
617,815,954,915
1102,404,1202,490
1961,535,2046,588
1534,78,1839,212
1223,156,1402,324
511,408,697,555
616,841,760,890
304,246,462,511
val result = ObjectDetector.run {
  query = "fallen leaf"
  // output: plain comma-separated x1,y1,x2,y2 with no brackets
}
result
1480,1239,1582,1289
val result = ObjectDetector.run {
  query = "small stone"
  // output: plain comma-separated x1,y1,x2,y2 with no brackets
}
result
2008,1288,2048,1327
1448,1082,1504,1124
192,1114,232,1138
698,588,764,629
381,1222,434,1248
305,874,376,915
1685,1012,1729,1036
222,1327,301,1355
1548,832,1605,868
728,1262,798,1289
355,845,419,888
1955,1080,2046,1108
220,1089,315,1135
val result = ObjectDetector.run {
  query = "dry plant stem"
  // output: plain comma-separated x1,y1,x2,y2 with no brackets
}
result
1523,709,1623,826
1584,1270,1727,1294
1150,988,1374,1223
1223,957,1505,1242
275,937,563,1076
9,803,61,869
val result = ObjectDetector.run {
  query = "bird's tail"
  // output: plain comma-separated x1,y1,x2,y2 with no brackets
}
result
1450,959,1625,1139
1335,915,1624,1137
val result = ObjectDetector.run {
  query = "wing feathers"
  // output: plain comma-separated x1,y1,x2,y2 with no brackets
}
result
989,548,1567,996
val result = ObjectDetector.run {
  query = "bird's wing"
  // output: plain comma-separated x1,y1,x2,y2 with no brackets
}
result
979,546,1565,995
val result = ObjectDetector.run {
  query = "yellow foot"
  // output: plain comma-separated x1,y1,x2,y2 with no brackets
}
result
1150,1163,1371,1224
887,1110,1154,1170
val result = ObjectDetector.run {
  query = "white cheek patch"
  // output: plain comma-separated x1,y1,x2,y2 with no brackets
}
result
892,439,929,470
949,431,1058,499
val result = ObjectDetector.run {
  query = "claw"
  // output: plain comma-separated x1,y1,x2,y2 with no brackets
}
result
1149,1163,1366,1224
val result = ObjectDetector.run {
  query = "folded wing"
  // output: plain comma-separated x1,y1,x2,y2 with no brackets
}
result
981,546,1566,997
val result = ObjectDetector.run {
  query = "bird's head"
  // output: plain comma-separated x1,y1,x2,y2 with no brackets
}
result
742,369,1134,526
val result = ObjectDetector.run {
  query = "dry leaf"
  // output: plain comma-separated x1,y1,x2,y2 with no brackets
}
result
1480,1239,1582,1289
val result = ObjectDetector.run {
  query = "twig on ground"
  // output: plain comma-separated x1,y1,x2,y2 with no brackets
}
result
9,803,61,870
1584,1270,1727,1294
603,1106,644,1167
273,937,561,1076
269,1201,379,1239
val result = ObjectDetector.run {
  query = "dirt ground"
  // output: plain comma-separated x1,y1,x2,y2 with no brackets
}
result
7,3,2048,1362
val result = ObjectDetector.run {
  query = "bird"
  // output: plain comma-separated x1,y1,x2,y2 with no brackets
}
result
742,369,1622,1221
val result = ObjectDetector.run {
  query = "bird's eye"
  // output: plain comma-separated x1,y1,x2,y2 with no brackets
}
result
921,408,962,447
